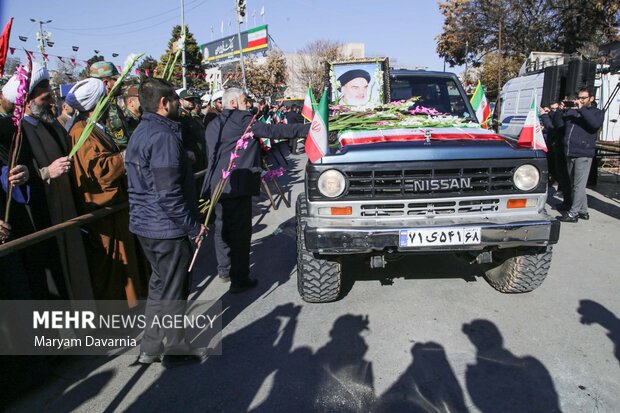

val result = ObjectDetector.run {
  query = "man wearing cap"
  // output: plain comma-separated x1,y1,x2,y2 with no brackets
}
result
89,61,131,150
123,85,141,136
1,62,92,300
56,97,76,130
203,89,223,127
66,78,148,305
338,69,371,106
177,88,207,172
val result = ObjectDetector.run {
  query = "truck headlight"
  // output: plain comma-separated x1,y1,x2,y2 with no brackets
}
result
513,164,540,191
317,169,346,198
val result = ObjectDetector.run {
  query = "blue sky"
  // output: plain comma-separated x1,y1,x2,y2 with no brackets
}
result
1,0,459,73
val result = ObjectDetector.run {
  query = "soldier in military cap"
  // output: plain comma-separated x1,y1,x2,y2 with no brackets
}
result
123,85,141,136
89,61,131,149
177,88,207,172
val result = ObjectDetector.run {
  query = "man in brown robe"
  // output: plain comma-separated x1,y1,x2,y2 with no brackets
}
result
66,78,148,305
3,63,93,300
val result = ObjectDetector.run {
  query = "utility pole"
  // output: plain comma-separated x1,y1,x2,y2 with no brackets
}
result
235,0,247,91
496,19,502,130
181,0,187,89
30,18,52,69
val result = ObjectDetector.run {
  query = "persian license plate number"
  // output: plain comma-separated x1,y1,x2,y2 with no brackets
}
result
399,227,481,247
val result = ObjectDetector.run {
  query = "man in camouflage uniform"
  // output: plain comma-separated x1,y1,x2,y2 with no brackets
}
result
177,88,207,172
89,61,130,149
123,85,141,137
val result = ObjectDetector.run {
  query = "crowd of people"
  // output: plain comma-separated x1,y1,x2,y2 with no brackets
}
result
0,60,310,366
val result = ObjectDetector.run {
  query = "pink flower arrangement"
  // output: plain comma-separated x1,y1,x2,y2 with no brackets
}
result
10,66,29,127
410,106,442,116
261,167,286,180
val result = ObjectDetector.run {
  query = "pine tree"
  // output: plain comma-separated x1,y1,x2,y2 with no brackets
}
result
157,25,206,90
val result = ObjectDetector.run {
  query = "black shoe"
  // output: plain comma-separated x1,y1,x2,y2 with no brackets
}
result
218,274,231,283
162,347,209,368
229,278,258,294
578,212,589,220
138,352,162,364
556,203,571,212
558,213,578,223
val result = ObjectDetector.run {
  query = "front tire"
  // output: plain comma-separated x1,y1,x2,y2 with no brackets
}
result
296,194,342,303
484,247,553,293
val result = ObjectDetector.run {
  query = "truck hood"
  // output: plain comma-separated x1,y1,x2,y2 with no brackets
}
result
319,127,543,164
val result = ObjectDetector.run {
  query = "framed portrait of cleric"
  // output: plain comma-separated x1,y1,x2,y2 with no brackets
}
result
325,58,390,107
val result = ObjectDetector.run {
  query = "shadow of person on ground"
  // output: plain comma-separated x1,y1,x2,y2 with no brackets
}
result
125,303,302,412
375,341,469,413
253,313,375,413
578,299,620,364
585,194,620,220
463,319,562,413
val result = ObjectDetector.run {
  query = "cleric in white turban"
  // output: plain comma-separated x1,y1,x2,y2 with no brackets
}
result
1,62,50,105
66,78,106,113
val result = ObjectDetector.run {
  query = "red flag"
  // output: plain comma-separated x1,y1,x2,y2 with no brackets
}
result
135,69,141,76
42,53,49,62
0,18,14,77
145,69,150,77
70,58,76,67
9,47,15,55
25,50,35,60
301,86,316,122
517,94,548,152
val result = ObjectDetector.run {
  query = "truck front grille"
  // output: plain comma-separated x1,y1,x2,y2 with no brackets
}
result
347,166,514,199
360,199,500,217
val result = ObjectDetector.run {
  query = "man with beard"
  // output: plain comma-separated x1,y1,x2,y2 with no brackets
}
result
203,89,223,128
90,61,131,150
1,62,92,300
56,97,76,130
338,69,371,106
66,78,147,306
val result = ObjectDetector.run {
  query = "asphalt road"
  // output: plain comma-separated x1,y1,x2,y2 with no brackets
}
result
4,152,620,413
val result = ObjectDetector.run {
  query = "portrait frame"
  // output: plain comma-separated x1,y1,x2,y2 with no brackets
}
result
324,57,390,107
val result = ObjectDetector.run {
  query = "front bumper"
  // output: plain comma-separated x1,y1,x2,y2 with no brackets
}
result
302,214,561,254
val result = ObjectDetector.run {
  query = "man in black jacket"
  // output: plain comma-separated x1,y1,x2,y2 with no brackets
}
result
126,78,207,365
202,88,310,293
554,88,604,222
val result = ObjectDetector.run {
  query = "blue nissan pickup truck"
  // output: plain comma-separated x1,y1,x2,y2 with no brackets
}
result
296,70,560,303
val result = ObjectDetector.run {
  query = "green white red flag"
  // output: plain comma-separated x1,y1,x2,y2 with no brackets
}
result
247,25,267,48
305,88,328,163
470,80,490,129
517,94,547,152
301,86,316,122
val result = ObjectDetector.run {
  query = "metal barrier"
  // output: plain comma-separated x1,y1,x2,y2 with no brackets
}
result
0,169,207,258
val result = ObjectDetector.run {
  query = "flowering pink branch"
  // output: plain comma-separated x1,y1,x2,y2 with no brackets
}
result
261,167,285,181
4,53,33,224
189,113,259,272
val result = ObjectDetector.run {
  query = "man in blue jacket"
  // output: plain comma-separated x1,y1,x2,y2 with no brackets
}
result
202,88,309,293
555,88,603,223
125,78,206,365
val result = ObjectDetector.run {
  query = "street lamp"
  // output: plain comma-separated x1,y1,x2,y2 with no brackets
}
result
30,18,53,68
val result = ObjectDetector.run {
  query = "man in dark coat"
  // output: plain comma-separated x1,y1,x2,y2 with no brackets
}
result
202,87,310,293
554,88,604,222
125,78,206,365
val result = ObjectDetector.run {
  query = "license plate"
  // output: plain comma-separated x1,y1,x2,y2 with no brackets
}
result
399,227,481,247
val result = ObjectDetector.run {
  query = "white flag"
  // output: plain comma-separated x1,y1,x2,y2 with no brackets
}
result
260,6,265,16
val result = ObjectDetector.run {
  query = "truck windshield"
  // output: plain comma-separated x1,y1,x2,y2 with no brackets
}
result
390,76,474,120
